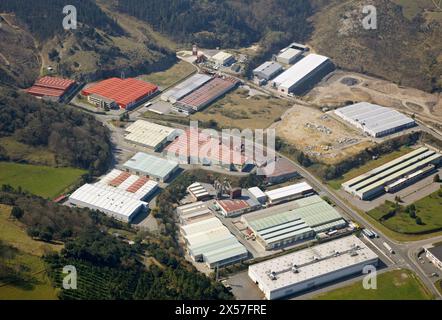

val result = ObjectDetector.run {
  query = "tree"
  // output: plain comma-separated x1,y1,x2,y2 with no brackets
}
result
415,217,423,225
10,206,24,220
434,174,440,183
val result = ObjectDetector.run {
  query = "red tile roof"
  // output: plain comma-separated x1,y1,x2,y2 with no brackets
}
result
26,76,76,98
217,199,250,213
82,78,158,109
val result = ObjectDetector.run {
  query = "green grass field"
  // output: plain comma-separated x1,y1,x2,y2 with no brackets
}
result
0,137,57,166
0,205,61,300
0,162,86,199
139,60,196,89
327,147,413,190
314,269,433,300
367,189,442,234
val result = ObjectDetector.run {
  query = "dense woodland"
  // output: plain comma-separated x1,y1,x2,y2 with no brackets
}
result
0,89,112,175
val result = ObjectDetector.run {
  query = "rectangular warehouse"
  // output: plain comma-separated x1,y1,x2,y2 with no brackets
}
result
177,201,214,225
26,76,77,102
69,184,146,223
211,51,235,66
124,120,180,151
253,61,283,80
342,147,442,200
248,235,378,300
335,102,416,138
272,54,334,95
122,152,179,183
265,182,314,205
242,195,346,250
161,74,212,103
82,78,158,109
175,77,240,112
276,48,303,65
181,217,248,268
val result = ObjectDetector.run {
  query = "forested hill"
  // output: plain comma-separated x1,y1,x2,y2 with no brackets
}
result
116,0,314,48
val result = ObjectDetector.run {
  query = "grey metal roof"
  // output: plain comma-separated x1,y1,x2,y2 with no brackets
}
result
123,152,178,180
253,61,283,77
161,73,212,102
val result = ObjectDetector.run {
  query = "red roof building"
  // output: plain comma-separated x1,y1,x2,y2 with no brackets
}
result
26,76,77,100
82,78,158,109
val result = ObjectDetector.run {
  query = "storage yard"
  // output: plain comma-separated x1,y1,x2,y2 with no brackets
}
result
241,195,347,250
335,102,416,138
124,120,181,151
276,105,374,164
342,146,442,200
26,76,77,102
82,77,158,109
248,235,378,299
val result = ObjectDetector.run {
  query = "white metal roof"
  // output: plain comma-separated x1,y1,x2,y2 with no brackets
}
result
123,152,178,180
161,74,212,102
181,217,223,236
265,182,313,202
125,120,179,149
69,183,146,218
249,235,378,291
273,54,329,89
277,48,302,61
212,51,233,62
248,187,267,200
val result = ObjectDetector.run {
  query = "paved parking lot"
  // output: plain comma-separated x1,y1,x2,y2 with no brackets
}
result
227,271,265,300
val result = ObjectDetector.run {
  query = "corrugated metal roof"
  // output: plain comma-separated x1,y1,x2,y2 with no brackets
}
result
161,74,212,102
123,152,178,180
265,182,313,202
125,120,179,149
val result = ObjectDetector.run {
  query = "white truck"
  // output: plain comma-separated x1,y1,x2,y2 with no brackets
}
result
383,242,395,254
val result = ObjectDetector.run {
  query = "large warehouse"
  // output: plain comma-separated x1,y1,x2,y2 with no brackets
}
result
177,201,214,225
124,120,181,151
242,195,347,250
122,152,179,183
69,184,147,223
265,182,314,205
26,76,77,102
82,78,158,109
272,54,334,95
181,217,248,268
175,77,240,113
248,235,378,300
335,102,416,138
276,48,303,65
253,61,283,80
161,73,212,104
342,147,442,200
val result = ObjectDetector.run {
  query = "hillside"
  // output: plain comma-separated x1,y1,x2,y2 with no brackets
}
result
0,0,176,88
309,0,442,92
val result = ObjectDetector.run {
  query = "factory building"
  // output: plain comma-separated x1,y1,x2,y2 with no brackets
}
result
177,201,214,225
334,102,416,138
253,61,283,80
161,74,212,104
69,184,146,223
82,78,158,109
175,77,240,113
272,54,334,96
87,93,118,109
248,235,378,299
265,182,314,205
211,51,235,66
248,187,267,204
276,48,303,65
258,157,299,184
187,182,211,201
342,147,442,200
181,217,248,268
26,76,77,102
122,152,179,183
242,195,347,250
425,245,442,271
124,120,181,151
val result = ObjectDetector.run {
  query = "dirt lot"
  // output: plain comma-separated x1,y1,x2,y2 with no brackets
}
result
190,86,292,130
306,70,442,134
275,104,374,164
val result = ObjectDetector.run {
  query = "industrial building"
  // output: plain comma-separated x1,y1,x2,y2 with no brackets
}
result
425,245,442,271
248,187,267,204
124,120,181,151
181,217,248,268
211,51,235,66
82,78,158,109
334,102,416,138
122,152,179,183
177,201,214,225
242,195,347,250
272,54,334,95
248,235,378,299
69,184,147,223
175,77,240,113
265,182,314,205
342,147,442,200
276,48,303,65
215,191,261,217
258,157,299,184
253,61,283,80
187,182,211,201
161,74,212,104
26,76,77,102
